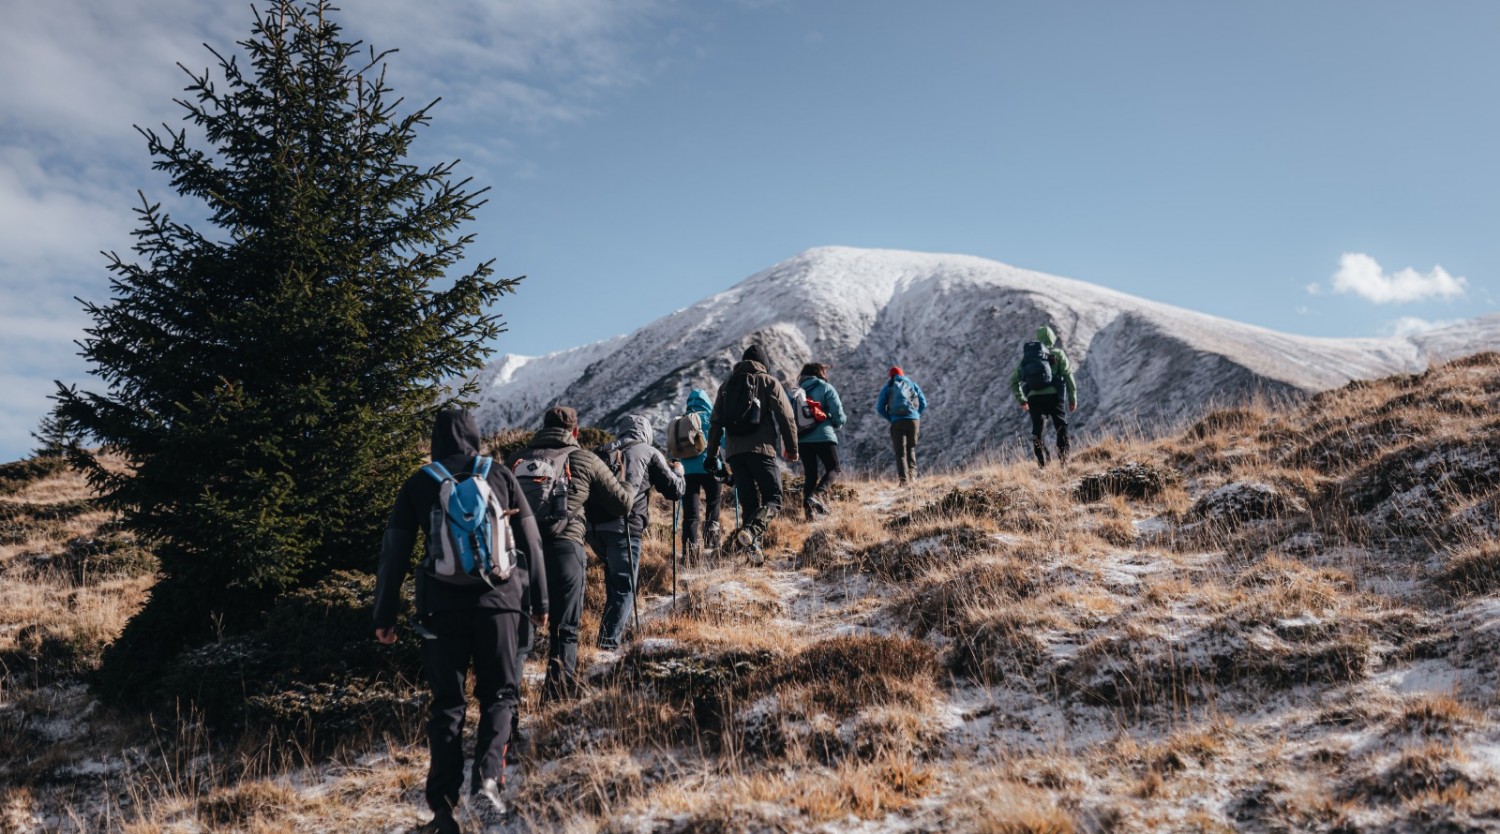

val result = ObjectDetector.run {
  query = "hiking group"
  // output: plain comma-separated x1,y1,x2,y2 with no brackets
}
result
373,328,1078,832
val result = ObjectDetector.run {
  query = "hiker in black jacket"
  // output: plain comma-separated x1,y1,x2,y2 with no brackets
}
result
373,409,546,830
1009,325,1078,468
505,406,632,699
706,345,798,563
586,415,685,650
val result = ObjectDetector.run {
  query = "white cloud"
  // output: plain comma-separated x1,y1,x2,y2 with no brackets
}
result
1313,252,1469,304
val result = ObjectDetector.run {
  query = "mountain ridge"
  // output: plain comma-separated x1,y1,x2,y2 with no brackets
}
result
474,246,1500,469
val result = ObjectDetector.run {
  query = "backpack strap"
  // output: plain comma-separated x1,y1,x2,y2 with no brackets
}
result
423,461,455,483
472,456,493,479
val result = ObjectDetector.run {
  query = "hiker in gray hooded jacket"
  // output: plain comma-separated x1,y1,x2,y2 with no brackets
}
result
586,415,684,650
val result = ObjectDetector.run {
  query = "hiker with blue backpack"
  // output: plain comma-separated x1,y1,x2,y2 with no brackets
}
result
586,415,685,651
876,366,927,485
505,406,632,701
791,363,846,520
668,389,727,561
1010,325,1078,468
372,408,547,830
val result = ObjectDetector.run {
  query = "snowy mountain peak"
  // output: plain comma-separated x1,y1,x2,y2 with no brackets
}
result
473,247,1500,469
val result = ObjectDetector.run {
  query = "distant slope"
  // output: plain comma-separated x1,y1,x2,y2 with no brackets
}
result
473,247,1500,469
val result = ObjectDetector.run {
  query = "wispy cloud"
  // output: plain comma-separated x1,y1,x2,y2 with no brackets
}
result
1387,316,1461,338
1306,252,1468,304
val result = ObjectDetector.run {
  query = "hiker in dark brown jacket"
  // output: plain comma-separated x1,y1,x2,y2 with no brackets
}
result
505,406,631,699
705,345,798,563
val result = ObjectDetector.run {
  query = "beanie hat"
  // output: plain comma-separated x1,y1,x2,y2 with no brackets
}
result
889,366,903,378
543,405,578,430
743,345,769,367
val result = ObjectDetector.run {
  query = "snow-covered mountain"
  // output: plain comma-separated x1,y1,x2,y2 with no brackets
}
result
473,247,1500,469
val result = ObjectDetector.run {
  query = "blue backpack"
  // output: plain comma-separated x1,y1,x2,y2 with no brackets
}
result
422,457,516,587
888,377,921,419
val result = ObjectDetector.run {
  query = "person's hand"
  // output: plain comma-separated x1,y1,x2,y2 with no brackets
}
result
671,460,684,472
1069,402,1077,413
374,627,396,645
787,451,799,463
530,613,549,629
1020,402,1029,412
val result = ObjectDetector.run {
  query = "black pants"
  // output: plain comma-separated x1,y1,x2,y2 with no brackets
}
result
1027,392,1069,466
681,472,724,550
529,537,586,699
728,452,782,537
421,606,521,815
800,442,840,503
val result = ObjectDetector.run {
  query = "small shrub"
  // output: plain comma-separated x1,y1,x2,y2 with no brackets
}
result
1435,543,1500,597
1075,461,1180,502
0,456,68,495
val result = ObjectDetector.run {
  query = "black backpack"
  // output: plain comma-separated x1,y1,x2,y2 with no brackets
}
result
720,373,762,436
510,447,574,538
1020,341,1054,392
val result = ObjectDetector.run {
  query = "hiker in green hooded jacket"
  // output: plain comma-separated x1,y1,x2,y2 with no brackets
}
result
1009,325,1078,468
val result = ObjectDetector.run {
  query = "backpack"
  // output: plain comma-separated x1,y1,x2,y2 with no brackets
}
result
789,386,829,435
1020,341,1054,392
887,377,921,419
421,457,516,587
667,412,708,459
720,374,762,436
510,447,574,539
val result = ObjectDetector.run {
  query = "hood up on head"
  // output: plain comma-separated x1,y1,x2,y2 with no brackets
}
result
1036,325,1057,347
619,415,653,446
686,389,714,415
431,408,481,460
742,344,770,369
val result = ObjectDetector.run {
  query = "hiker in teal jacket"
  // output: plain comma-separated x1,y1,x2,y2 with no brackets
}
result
1010,325,1078,468
795,363,846,519
677,388,725,558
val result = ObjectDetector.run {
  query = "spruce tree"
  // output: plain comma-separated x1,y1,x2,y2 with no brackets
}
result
55,0,516,702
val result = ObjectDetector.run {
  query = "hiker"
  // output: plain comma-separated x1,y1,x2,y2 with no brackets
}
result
372,408,547,830
674,388,727,560
792,363,846,520
1010,325,1078,467
705,345,798,562
876,366,927,485
505,406,631,700
587,415,685,651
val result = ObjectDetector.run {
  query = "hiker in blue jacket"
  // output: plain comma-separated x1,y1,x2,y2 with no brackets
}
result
677,389,726,559
795,363,846,520
876,366,927,485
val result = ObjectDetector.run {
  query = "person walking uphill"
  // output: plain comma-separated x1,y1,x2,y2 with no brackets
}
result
505,406,631,700
674,389,726,560
587,415,685,651
373,408,547,831
706,345,798,563
876,366,927,485
1010,325,1078,468
794,363,846,520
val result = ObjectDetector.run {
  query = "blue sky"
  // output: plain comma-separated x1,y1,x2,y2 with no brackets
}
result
1,1,1496,461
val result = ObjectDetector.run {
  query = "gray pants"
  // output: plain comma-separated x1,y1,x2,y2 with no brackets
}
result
889,420,919,484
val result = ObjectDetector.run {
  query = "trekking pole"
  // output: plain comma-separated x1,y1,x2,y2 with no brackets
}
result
671,500,679,608
628,522,641,635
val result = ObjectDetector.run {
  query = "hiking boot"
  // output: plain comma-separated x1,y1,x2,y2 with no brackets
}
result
802,500,815,522
807,495,829,517
746,542,765,567
733,527,755,550
413,811,461,834
471,777,505,816
704,524,722,553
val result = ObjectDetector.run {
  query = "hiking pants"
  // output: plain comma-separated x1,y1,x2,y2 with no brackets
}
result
799,442,840,503
421,606,520,815
1027,392,1069,467
728,452,782,538
538,537,587,699
889,420,920,484
681,472,723,551
586,527,641,650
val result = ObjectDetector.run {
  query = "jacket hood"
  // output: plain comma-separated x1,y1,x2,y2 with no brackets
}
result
1036,326,1057,347
618,415,653,446
732,359,768,376
742,344,770,368
431,408,481,460
686,389,714,415
530,426,581,449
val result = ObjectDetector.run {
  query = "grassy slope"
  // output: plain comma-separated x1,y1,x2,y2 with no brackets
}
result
4,353,1500,833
